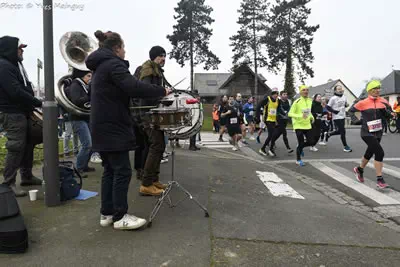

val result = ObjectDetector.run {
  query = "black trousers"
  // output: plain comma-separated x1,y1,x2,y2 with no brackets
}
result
133,124,148,172
295,129,313,161
310,120,321,146
190,135,197,147
213,120,220,133
262,121,276,150
329,119,348,147
320,120,329,141
100,150,132,222
270,120,290,150
142,127,165,187
0,113,35,186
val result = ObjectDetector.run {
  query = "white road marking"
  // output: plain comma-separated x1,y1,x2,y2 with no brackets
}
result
272,158,400,164
256,171,305,199
364,162,400,180
311,162,400,205
202,145,234,148
326,162,400,204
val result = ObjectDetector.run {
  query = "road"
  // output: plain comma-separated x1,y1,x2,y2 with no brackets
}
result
2,129,400,266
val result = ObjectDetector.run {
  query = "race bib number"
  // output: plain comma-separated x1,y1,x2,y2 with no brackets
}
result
302,108,310,116
367,119,382,132
249,111,254,116
230,117,238,124
269,108,277,115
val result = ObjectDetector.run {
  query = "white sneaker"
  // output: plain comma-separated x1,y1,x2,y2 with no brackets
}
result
318,141,326,146
232,146,238,151
113,214,147,230
91,154,102,164
249,136,256,141
161,158,168,164
100,214,113,227
309,146,318,152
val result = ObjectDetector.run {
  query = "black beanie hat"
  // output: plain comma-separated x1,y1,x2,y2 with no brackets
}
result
72,68,91,79
149,46,166,61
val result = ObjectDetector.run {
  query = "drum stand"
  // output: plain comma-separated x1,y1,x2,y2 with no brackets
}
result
147,132,209,228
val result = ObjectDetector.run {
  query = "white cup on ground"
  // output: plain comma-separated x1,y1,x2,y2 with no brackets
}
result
29,189,39,201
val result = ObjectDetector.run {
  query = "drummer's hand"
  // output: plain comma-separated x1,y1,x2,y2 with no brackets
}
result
165,87,172,95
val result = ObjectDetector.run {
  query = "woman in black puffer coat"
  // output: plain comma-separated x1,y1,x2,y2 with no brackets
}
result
85,30,168,230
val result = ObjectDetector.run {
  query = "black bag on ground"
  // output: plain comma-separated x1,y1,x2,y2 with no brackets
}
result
0,184,28,254
59,161,83,201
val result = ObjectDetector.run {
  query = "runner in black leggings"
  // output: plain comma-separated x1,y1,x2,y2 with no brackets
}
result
349,80,394,189
326,85,352,152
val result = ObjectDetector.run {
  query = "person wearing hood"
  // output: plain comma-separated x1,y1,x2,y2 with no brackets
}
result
326,85,352,152
0,36,43,197
85,30,170,230
64,68,94,176
309,94,325,152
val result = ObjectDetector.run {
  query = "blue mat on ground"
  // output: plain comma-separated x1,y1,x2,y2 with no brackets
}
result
75,190,98,200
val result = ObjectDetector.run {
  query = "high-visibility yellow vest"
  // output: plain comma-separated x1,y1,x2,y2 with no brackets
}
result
263,96,278,122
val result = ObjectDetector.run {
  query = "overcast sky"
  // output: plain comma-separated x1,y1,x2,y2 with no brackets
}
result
1,0,399,97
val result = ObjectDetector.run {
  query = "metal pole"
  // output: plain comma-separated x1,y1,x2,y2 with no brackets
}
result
43,0,60,206
37,63,40,98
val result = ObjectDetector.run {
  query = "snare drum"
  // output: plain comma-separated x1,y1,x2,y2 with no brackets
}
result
30,110,43,145
154,90,203,139
147,107,191,130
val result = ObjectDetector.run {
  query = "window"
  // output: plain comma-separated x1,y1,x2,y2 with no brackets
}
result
206,80,217,86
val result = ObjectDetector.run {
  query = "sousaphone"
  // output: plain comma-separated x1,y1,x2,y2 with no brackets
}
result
56,31,98,116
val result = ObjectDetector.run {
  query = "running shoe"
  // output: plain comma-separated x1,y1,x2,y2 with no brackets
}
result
353,167,364,183
296,160,305,167
377,179,389,189
344,146,352,153
259,148,267,156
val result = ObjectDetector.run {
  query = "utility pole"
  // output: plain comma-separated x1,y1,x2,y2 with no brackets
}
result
37,58,43,98
43,0,60,207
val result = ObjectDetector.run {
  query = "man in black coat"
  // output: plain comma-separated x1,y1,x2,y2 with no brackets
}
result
86,30,170,230
0,36,43,197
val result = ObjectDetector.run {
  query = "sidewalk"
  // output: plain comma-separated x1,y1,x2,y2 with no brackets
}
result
2,144,400,266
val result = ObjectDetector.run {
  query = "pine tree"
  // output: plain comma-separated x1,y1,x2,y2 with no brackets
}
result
263,0,319,97
167,0,221,91
230,0,270,100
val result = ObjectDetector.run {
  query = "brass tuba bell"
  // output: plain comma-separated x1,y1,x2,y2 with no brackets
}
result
56,31,98,116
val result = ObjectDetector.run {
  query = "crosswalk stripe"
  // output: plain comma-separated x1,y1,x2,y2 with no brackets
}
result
326,162,400,204
202,145,234,148
364,162,400,180
256,171,305,199
311,162,400,205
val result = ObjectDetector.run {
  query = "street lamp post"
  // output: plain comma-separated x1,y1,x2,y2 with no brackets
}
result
42,0,60,206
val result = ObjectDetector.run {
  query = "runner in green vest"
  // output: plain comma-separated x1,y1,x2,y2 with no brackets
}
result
288,85,314,166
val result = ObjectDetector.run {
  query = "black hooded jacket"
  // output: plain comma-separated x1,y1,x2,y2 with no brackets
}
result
85,47,165,152
0,36,42,113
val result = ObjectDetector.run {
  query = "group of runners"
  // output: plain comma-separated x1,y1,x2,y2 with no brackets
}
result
213,81,398,189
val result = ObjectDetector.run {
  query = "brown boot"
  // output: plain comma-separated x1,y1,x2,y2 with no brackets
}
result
139,185,164,196
153,181,167,190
